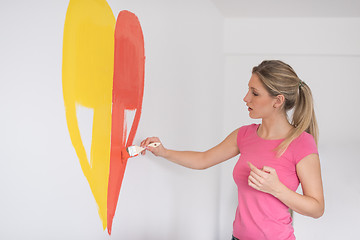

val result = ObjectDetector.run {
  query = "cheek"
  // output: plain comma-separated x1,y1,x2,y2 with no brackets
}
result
256,98,273,110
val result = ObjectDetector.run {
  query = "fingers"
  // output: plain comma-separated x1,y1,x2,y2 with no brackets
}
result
140,138,149,155
262,166,275,174
140,139,146,155
141,137,160,148
248,177,260,191
140,137,162,155
247,163,280,195
248,174,261,188
249,169,263,184
247,162,267,178
248,162,262,190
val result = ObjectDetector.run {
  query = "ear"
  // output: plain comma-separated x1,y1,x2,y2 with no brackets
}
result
273,94,285,108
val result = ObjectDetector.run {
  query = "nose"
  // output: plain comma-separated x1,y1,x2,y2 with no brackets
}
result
243,90,250,103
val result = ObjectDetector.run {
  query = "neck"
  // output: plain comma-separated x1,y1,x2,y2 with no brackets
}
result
258,113,293,140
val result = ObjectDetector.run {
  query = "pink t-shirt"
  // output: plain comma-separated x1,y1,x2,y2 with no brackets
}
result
233,124,318,240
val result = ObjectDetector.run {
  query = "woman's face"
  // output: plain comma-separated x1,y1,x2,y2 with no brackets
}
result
243,74,277,119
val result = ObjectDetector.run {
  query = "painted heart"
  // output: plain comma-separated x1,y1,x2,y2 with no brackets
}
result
62,0,144,235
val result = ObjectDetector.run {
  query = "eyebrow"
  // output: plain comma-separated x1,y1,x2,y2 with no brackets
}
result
249,86,259,91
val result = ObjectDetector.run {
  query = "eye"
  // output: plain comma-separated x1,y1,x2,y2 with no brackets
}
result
252,91,258,96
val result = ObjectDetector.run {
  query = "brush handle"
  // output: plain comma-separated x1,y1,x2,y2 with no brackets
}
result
147,142,161,148
127,142,161,157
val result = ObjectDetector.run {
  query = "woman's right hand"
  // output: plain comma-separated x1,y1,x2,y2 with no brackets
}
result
140,137,167,157
140,128,240,169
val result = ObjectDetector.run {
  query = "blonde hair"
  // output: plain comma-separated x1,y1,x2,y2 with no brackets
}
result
252,60,319,156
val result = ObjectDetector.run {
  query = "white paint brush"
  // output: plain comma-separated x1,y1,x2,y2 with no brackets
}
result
126,142,161,157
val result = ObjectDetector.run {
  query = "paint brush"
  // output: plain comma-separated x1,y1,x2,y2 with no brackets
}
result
125,142,161,157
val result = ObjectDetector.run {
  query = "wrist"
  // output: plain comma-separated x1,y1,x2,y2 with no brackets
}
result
161,148,170,158
273,182,288,198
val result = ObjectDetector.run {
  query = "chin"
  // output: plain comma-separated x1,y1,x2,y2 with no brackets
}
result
249,113,261,119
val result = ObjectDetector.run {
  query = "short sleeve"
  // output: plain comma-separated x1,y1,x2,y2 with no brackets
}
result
293,132,318,165
237,124,256,153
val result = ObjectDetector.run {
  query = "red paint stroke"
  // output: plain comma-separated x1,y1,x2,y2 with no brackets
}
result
107,10,145,235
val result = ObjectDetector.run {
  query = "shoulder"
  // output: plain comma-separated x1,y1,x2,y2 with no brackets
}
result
238,123,258,137
290,131,318,164
237,124,258,148
293,131,317,148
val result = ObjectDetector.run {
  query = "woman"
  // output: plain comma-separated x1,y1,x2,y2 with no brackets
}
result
140,60,324,240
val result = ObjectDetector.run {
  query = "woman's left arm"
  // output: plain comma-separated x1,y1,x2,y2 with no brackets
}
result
248,153,324,218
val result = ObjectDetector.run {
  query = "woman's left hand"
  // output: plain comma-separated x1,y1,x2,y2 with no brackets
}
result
247,162,285,196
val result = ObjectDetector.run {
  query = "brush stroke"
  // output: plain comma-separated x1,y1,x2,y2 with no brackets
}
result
62,0,115,230
107,10,145,235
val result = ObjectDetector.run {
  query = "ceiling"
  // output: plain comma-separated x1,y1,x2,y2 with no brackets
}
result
211,0,360,18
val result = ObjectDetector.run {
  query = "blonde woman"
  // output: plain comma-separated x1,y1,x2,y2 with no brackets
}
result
141,60,324,240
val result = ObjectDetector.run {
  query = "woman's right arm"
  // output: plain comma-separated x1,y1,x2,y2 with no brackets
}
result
140,128,240,170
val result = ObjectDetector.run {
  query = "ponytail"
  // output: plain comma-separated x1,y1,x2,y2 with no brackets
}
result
276,81,319,156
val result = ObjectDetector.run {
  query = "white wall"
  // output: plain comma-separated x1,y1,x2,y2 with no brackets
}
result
2,1,359,239
0,0,224,239
219,18,360,239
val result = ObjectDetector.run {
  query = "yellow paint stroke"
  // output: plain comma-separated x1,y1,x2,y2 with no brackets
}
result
62,0,115,230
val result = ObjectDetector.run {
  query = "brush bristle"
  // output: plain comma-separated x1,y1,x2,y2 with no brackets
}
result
127,146,137,157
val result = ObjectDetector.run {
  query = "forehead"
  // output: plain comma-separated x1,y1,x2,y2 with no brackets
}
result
248,74,265,90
